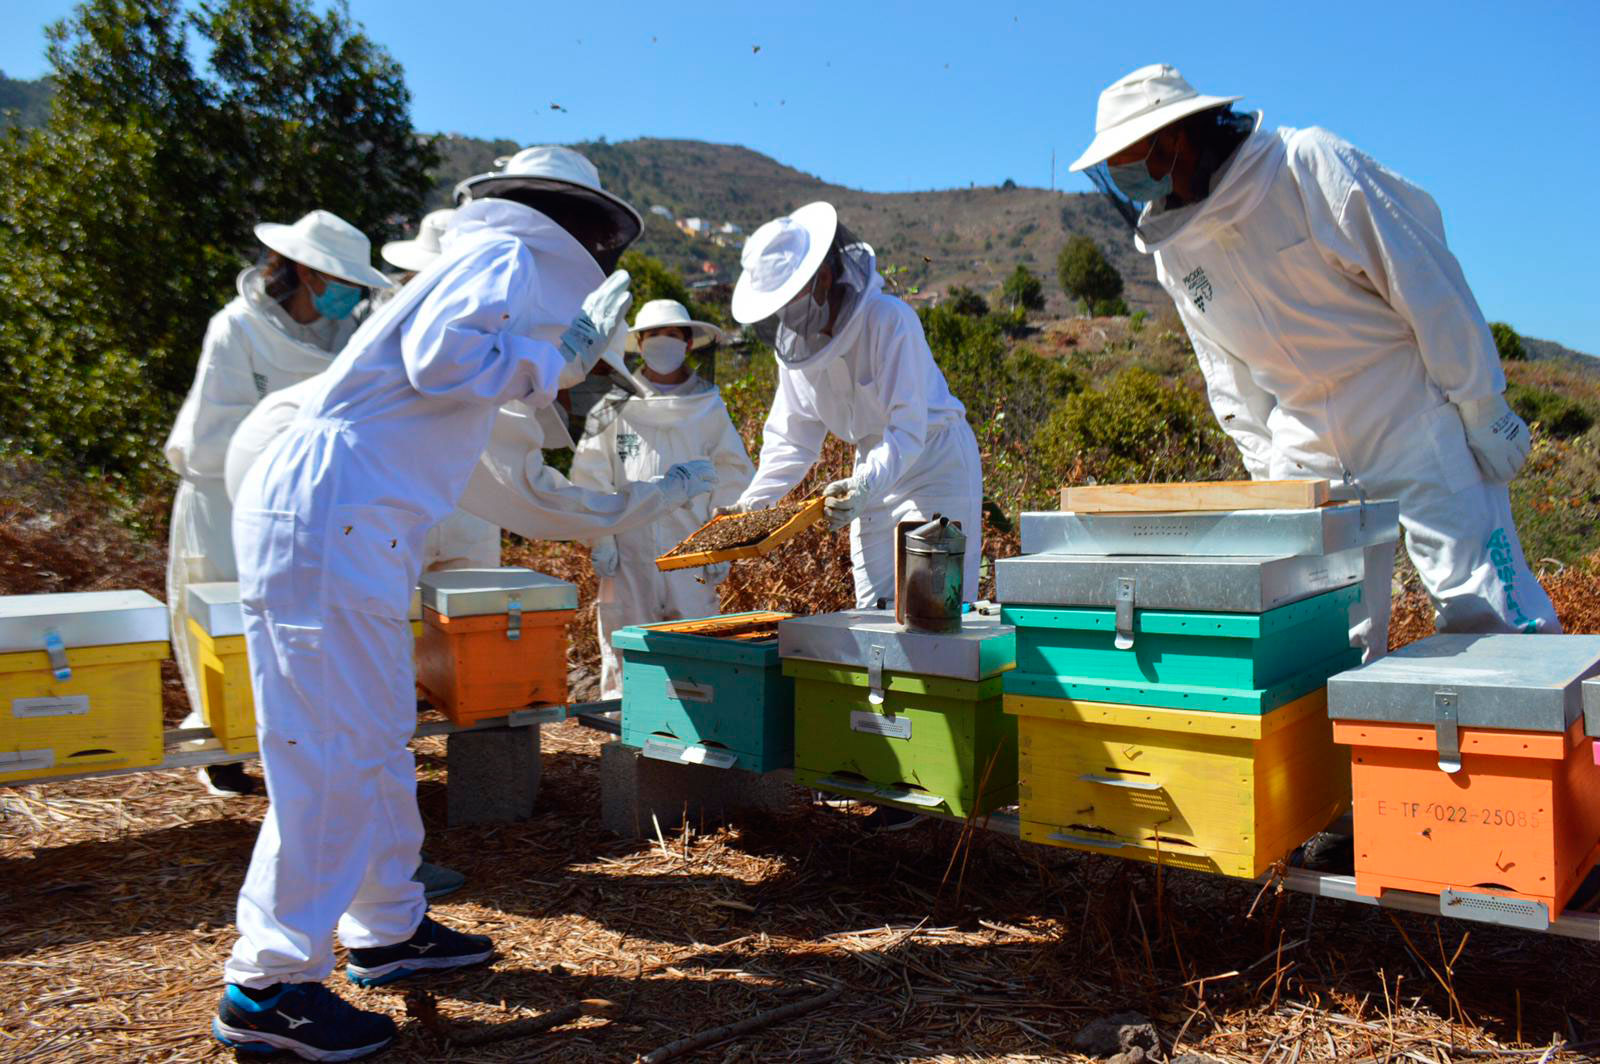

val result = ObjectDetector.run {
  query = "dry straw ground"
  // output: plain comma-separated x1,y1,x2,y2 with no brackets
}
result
4,456,1600,1061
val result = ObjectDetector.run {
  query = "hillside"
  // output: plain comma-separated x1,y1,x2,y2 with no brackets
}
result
0,71,52,128
431,134,1158,316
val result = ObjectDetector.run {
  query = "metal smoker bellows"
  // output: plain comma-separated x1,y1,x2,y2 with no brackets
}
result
900,516,965,634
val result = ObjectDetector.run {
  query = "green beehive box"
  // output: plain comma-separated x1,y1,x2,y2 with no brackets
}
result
780,610,1017,818
1004,584,1359,692
616,612,794,774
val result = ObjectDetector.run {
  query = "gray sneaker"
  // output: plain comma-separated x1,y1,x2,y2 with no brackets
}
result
412,861,466,900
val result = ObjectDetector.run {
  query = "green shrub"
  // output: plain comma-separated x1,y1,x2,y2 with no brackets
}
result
1508,381,1595,439
1058,235,1123,315
1037,367,1243,488
943,285,988,318
1491,321,1527,362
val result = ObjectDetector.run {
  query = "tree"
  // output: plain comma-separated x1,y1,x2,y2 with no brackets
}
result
1057,235,1124,316
1490,321,1527,362
942,285,988,318
0,0,436,486
1000,264,1044,313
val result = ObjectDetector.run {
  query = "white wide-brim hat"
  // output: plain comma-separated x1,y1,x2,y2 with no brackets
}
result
1068,64,1241,172
731,201,837,325
626,299,724,352
253,209,390,289
453,145,642,255
381,208,456,273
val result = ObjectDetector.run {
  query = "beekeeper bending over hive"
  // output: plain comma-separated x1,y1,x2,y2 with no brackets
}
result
213,146,715,1062
165,209,388,797
725,203,983,608
570,299,756,698
1067,65,1559,648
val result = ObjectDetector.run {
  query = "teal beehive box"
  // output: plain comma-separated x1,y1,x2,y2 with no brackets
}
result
780,609,1018,818
1003,584,1361,714
615,612,795,773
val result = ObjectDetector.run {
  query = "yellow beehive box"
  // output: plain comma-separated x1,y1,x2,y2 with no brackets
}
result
0,590,168,782
187,583,256,754
1008,690,1350,878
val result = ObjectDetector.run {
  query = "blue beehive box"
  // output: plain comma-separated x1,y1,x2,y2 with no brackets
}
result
1003,585,1362,715
615,611,795,773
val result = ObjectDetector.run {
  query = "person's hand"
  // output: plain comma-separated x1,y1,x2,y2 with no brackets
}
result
711,502,748,519
659,460,717,507
822,476,868,531
557,270,632,388
1458,394,1530,483
703,561,731,583
589,536,619,579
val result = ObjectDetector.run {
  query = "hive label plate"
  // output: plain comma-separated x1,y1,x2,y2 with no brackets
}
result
850,711,912,739
12,695,89,718
641,737,737,770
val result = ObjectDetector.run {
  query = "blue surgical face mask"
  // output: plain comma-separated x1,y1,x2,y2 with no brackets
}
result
311,277,363,320
1106,143,1174,204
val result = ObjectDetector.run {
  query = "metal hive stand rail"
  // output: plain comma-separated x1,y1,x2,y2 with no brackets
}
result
0,700,622,788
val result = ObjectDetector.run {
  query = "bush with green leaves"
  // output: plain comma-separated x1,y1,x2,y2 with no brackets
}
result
999,264,1044,313
1038,367,1243,489
0,0,435,490
1058,234,1123,315
1491,321,1527,362
942,285,988,318
1508,381,1595,439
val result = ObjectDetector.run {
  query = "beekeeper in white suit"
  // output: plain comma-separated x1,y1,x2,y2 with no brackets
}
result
725,203,983,608
570,299,756,698
215,147,715,1062
1067,65,1559,649
165,209,388,797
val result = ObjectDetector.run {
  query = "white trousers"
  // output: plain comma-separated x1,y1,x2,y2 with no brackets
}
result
850,420,984,610
595,569,721,701
223,603,426,986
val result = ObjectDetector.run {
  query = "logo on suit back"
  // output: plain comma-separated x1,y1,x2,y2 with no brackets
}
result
1183,267,1215,313
616,433,641,459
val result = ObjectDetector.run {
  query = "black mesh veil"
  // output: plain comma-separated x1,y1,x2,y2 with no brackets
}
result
1083,106,1254,239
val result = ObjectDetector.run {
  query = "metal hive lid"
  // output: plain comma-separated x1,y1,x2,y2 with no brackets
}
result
0,590,168,654
1019,500,1399,557
778,609,1015,681
419,567,578,617
1328,634,1600,732
994,549,1364,613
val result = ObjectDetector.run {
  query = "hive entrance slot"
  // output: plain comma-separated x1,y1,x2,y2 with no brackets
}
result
1145,834,1197,848
1102,766,1151,777
1065,823,1118,837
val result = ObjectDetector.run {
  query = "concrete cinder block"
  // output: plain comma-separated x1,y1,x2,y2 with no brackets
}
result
446,723,541,827
599,741,797,839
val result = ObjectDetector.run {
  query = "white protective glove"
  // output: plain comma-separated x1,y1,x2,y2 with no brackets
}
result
589,536,619,579
711,501,748,519
822,476,869,531
1457,394,1530,483
557,270,632,389
703,561,731,584
657,459,717,509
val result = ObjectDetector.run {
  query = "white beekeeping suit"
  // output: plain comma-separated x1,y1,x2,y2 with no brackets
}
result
1069,65,1558,648
165,210,384,728
571,371,754,699
225,374,702,562
730,202,983,608
224,376,499,572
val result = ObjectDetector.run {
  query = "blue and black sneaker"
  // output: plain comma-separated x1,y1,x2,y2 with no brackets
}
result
345,915,494,988
212,982,396,1061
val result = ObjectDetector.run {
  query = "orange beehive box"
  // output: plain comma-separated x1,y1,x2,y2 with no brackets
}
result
415,568,578,726
1329,633,1600,922
1333,718,1600,918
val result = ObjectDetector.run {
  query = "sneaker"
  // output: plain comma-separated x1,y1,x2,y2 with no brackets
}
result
345,915,494,988
863,806,926,833
812,789,860,810
198,762,258,797
212,981,395,1061
412,860,465,901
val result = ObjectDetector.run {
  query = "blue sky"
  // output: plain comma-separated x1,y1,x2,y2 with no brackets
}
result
4,1,1596,352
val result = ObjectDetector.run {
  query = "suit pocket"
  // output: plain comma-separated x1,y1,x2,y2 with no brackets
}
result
234,509,298,611
324,503,426,618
